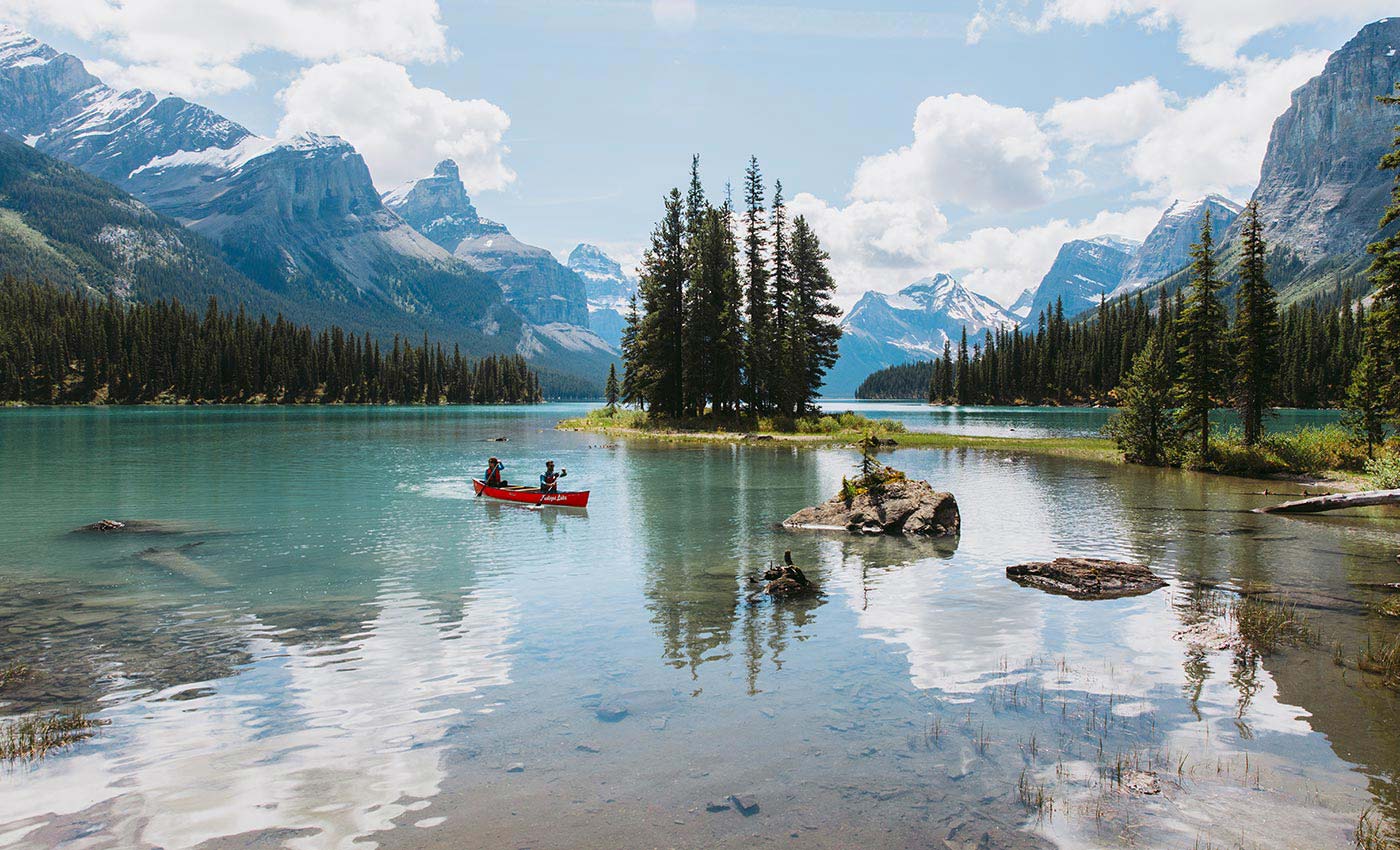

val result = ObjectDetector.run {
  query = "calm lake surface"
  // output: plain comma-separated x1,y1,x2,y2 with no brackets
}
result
816,400,1344,439
0,403,1396,850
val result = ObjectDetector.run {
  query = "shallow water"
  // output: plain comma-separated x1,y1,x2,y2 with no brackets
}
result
0,404,1396,850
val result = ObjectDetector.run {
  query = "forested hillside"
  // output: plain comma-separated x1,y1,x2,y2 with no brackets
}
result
0,280,542,405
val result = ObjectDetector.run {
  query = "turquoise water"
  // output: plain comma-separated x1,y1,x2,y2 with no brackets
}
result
818,400,1343,439
0,404,1397,849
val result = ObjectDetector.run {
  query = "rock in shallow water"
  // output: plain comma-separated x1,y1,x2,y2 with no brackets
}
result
1005,557,1166,600
783,478,960,537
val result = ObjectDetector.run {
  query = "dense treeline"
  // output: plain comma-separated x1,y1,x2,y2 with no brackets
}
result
0,279,542,405
855,284,1369,409
622,157,842,418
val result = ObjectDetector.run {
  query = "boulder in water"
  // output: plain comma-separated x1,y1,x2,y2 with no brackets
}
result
783,477,959,537
1005,557,1166,600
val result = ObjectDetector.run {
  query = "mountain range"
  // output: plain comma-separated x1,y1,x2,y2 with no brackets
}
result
0,24,616,394
567,243,639,348
833,18,1400,395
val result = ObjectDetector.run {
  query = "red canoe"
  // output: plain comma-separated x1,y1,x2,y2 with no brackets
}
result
472,479,590,508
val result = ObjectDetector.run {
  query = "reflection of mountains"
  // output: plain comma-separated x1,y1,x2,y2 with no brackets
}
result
0,577,517,850
627,445,830,685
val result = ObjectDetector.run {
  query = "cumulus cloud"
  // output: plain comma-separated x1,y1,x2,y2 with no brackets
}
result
1044,78,1176,151
0,0,452,96
276,57,514,192
852,94,1054,214
925,206,1162,305
982,0,1393,69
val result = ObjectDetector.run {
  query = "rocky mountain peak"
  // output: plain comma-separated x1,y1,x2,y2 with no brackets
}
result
1243,17,1400,268
1114,194,1241,295
382,159,507,252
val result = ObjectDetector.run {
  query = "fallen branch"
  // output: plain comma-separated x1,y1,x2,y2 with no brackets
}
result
1254,489,1400,515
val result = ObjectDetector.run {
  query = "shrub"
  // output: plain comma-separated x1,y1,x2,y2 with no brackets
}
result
1365,452,1400,489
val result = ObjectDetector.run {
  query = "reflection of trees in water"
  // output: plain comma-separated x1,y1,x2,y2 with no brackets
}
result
628,445,831,685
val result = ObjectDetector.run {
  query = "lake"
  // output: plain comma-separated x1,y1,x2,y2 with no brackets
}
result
0,403,1396,850
816,400,1344,439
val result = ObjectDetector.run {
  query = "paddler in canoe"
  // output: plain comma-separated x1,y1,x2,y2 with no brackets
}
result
539,460,567,493
484,457,508,487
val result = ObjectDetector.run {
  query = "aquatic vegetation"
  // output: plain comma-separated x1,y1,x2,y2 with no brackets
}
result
1229,596,1318,653
1357,634,1400,691
0,712,107,762
0,663,32,689
1355,807,1399,849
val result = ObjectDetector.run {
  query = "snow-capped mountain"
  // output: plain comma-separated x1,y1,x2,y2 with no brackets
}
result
384,160,592,329
824,274,1018,395
1023,235,1140,325
0,24,613,387
567,244,638,348
1113,195,1242,296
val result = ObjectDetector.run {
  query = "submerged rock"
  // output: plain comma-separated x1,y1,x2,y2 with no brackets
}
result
746,551,819,602
1005,557,1166,600
783,478,959,537
72,519,202,535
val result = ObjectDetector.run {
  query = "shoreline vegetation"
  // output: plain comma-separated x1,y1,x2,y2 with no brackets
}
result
558,407,1397,489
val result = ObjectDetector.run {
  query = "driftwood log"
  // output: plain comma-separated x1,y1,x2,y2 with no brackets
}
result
1254,489,1400,515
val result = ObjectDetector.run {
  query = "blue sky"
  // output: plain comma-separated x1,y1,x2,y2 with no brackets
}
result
10,0,1394,306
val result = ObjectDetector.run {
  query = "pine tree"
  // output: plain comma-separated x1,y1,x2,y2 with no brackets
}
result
939,339,954,402
1365,84,1400,421
605,363,620,411
1342,330,1390,457
742,156,771,412
1174,210,1228,460
1231,200,1279,446
619,295,643,407
955,327,970,405
785,215,842,411
770,178,793,413
635,190,688,417
1107,336,1177,466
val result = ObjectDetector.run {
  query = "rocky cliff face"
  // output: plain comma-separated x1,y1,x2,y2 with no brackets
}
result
384,161,591,328
568,243,637,348
1024,235,1139,325
1115,195,1242,295
826,274,1017,395
1245,18,1400,268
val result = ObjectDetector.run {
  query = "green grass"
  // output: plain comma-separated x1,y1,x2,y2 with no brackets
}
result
560,406,1117,461
1192,426,1376,478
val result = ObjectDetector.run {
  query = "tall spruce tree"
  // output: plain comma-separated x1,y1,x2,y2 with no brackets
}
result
1174,210,1228,459
605,363,620,411
785,215,842,410
1342,328,1390,457
1365,84,1400,421
1231,200,1280,446
635,189,688,417
619,295,643,407
955,327,970,405
714,186,745,413
939,339,954,401
770,179,794,412
742,156,771,412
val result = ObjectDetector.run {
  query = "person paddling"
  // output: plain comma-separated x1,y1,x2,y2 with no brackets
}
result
540,460,567,493
484,457,507,487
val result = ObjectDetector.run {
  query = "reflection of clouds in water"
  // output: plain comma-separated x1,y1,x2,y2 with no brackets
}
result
0,586,515,850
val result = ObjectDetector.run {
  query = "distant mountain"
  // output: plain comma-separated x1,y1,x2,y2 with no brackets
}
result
384,160,591,328
1235,17,1400,298
0,132,288,313
567,243,638,348
1023,235,1140,325
1007,287,1035,321
824,274,1016,395
0,25,610,391
1113,195,1242,297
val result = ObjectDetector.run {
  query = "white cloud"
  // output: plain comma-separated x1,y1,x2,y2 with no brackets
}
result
991,0,1394,69
925,206,1162,305
1126,52,1327,200
0,0,452,96
652,0,697,30
853,94,1054,214
1045,78,1176,150
276,57,514,192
